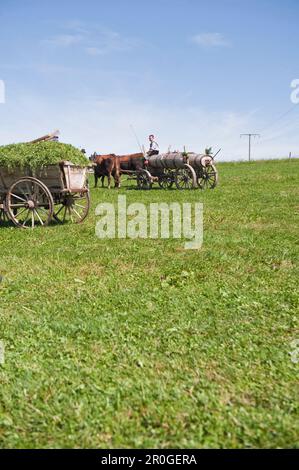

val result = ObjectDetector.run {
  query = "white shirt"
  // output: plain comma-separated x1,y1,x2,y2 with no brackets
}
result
150,141,159,151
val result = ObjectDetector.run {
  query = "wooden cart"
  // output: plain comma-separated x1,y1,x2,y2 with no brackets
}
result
136,152,218,190
0,162,90,228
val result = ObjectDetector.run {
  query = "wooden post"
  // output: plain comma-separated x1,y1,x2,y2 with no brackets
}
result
29,130,60,144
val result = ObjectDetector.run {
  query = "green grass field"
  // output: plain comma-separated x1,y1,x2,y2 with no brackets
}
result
0,159,298,448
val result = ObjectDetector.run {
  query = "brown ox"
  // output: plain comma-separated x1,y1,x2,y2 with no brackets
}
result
117,153,145,174
93,154,121,189
92,152,145,188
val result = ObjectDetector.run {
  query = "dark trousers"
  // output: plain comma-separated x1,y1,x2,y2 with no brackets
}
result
147,150,159,157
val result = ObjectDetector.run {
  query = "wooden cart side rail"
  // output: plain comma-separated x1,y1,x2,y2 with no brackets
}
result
0,163,89,195
33,165,65,192
0,167,31,193
61,163,88,192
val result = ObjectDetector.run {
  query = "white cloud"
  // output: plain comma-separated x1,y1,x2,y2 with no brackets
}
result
43,27,136,56
86,31,136,56
1,93,297,161
43,34,83,47
62,20,89,35
191,33,231,48
86,47,103,56
0,95,258,160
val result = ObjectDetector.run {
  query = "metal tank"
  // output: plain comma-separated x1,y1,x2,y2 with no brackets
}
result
187,153,214,168
147,152,187,170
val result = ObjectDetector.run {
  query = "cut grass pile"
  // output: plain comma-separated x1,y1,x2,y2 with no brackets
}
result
0,142,89,170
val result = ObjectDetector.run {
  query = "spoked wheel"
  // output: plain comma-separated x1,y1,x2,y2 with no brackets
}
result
6,177,54,228
53,191,90,224
137,170,152,190
158,171,174,189
197,164,218,189
175,164,197,190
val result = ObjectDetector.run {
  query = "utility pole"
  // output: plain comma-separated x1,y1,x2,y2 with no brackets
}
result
240,133,260,161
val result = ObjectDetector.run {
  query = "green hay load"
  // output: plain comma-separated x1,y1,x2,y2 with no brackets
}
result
0,141,89,170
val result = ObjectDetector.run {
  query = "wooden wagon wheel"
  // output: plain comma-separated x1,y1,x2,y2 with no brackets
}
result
6,177,54,228
53,191,90,224
197,163,218,189
137,170,152,190
158,170,174,189
175,164,197,190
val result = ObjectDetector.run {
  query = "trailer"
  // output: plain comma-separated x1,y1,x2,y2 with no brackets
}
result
0,162,90,228
136,152,218,190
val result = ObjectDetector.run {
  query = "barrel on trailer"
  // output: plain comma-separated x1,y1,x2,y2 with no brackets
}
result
146,151,218,190
147,152,187,170
187,154,218,189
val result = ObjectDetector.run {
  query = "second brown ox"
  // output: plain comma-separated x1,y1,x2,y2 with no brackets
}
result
92,152,145,189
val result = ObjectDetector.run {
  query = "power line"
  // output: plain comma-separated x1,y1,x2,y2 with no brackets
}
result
240,134,260,161
259,103,298,134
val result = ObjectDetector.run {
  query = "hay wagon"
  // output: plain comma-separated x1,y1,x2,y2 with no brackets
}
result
0,162,90,228
136,152,218,190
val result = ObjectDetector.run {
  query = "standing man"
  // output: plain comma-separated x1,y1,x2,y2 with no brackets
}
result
147,134,159,156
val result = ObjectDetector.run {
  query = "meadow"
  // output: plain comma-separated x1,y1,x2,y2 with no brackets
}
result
0,159,298,448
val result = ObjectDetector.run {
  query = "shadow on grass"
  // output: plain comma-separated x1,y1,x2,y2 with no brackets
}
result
0,218,74,231
95,183,186,192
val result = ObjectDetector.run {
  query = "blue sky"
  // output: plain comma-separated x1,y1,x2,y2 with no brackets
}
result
0,0,299,159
